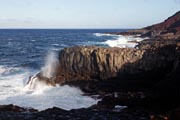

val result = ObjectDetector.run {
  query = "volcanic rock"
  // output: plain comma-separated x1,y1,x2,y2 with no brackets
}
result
118,11,180,39
0,104,38,113
28,41,179,94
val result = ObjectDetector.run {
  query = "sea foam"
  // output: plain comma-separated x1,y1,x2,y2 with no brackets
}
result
93,33,146,48
104,35,145,48
41,51,59,78
0,52,98,111
93,33,117,37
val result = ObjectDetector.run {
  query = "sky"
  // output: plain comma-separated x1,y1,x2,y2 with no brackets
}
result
0,0,179,29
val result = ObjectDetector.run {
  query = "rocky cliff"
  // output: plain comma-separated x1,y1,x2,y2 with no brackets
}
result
23,12,180,120
119,11,180,39
29,11,180,91
27,10,180,93
30,41,179,93
57,44,176,80
144,11,180,38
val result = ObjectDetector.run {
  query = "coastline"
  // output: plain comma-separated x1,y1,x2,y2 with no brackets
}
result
2,38,178,119
0,12,180,120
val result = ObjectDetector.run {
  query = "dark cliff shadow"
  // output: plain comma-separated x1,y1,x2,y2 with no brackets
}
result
115,44,180,109
115,44,177,90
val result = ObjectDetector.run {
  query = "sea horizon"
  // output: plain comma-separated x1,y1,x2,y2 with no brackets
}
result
0,28,134,30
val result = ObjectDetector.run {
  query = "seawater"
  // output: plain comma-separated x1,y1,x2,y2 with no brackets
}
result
0,29,140,110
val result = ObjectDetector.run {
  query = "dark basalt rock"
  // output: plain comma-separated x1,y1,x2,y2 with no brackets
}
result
29,11,180,95
24,40,180,120
34,43,177,92
0,105,151,120
0,104,38,113
27,39,179,97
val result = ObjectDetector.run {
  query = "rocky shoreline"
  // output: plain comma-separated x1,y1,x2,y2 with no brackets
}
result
1,11,180,120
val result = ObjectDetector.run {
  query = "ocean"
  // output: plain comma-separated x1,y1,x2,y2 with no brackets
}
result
0,29,144,110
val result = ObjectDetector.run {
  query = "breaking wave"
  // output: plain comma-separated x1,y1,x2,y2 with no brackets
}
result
104,35,145,48
41,51,59,78
93,33,146,48
93,33,117,37
0,52,98,111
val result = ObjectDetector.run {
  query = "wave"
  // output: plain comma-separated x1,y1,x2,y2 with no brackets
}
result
51,43,60,46
0,51,98,111
0,66,98,110
0,66,32,100
93,33,146,48
30,40,36,42
76,41,104,46
41,51,59,78
0,84,98,111
50,44,69,51
93,33,117,37
0,66,21,76
104,35,146,48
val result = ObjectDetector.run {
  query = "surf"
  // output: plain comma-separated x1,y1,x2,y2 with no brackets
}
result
0,51,98,111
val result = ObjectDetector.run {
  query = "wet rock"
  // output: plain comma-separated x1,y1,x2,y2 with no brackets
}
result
0,104,38,113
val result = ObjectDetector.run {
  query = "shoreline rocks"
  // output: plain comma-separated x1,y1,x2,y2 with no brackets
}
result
32,42,178,93
11,10,180,120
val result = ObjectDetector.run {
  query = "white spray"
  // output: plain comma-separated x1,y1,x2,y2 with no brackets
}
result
42,51,59,78
0,54,98,111
25,51,59,90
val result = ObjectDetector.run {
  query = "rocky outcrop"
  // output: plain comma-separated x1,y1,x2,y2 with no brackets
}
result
117,11,180,39
0,105,151,120
58,43,176,80
0,104,38,113
56,46,146,81
21,11,180,120
143,11,180,38
29,41,179,94
27,12,180,93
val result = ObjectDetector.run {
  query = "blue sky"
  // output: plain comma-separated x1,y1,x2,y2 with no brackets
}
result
0,0,179,28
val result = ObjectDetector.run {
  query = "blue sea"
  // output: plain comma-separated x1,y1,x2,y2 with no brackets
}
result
0,29,138,110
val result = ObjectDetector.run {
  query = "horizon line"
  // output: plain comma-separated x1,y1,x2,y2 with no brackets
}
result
0,28,136,30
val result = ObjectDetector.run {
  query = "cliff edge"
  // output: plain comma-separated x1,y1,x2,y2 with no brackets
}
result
120,11,180,39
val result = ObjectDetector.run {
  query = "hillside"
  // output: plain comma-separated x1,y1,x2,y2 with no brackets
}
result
120,11,180,39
